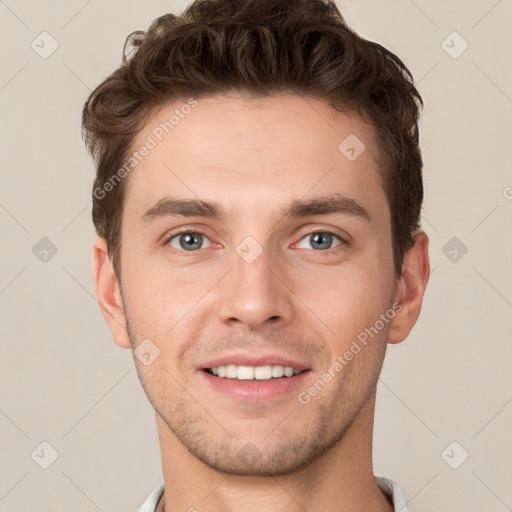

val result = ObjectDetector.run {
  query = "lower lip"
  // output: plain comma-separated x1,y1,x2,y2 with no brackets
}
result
199,369,311,402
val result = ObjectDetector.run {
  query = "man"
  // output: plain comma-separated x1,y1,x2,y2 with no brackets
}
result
82,0,430,510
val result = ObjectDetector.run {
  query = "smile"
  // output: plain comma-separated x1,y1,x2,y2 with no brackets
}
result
205,364,306,380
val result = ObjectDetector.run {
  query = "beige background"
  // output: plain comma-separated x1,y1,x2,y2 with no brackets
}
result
1,0,511,510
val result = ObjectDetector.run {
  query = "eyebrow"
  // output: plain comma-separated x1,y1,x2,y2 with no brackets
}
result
140,193,372,225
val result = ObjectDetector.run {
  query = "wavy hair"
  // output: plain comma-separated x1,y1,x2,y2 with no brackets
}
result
82,0,424,278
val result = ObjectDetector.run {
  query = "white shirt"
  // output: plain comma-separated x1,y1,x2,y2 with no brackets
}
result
137,476,408,511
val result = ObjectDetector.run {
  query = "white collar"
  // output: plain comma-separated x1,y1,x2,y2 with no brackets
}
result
138,476,408,511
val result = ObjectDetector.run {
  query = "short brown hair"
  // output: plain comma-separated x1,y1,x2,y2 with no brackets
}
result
82,0,424,279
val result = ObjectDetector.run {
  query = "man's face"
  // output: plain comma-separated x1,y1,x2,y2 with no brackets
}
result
117,94,400,476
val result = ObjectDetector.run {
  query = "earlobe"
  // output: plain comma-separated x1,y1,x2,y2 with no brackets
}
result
388,230,430,344
92,236,132,349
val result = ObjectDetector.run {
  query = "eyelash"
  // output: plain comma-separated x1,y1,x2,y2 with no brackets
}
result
163,228,347,255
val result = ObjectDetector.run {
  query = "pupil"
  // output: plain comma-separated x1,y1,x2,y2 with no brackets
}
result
312,233,331,250
182,233,201,250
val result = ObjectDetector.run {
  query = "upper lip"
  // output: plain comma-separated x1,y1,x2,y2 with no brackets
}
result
200,353,311,371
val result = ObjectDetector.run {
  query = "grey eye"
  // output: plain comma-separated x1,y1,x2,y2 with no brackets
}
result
168,232,211,251
296,232,342,251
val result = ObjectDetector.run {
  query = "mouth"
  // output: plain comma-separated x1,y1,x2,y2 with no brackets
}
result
200,361,312,402
203,364,307,380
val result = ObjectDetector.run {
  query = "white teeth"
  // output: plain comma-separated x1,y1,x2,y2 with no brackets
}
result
254,365,272,380
237,366,254,380
271,365,284,378
209,364,302,380
284,366,294,377
226,364,237,378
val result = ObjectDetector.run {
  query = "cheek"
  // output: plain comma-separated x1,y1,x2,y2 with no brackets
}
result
121,259,213,363
120,261,177,343
305,258,394,345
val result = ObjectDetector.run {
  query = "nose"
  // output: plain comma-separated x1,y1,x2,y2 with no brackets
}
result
216,241,294,331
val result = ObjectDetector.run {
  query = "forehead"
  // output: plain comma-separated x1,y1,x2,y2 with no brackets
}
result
124,93,388,223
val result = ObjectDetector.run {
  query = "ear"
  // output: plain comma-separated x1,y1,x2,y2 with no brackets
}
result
92,236,131,349
388,230,430,344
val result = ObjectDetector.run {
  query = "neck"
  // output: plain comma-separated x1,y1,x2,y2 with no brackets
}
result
156,390,393,512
